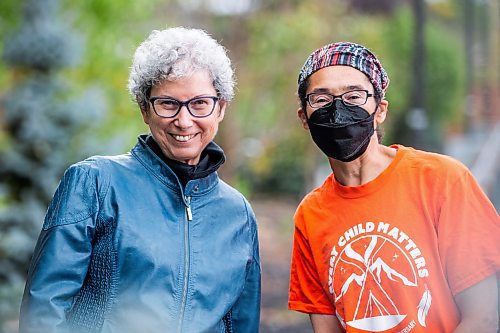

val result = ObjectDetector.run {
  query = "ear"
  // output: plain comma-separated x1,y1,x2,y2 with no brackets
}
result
217,100,227,121
139,100,150,125
297,108,309,130
375,99,389,127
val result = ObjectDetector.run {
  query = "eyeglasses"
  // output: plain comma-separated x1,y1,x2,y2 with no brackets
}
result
149,96,219,118
306,90,374,108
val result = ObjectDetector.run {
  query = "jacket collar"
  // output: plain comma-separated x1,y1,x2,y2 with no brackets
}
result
131,134,220,196
144,134,225,186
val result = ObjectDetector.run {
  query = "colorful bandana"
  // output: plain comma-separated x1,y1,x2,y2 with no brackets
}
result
298,42,389,97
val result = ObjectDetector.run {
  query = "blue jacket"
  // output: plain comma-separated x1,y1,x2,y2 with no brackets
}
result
20,136,261,333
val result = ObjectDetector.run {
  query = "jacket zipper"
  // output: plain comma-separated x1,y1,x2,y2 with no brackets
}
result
177,196,192,333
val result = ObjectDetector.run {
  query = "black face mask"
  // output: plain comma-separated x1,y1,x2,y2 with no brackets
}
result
306,100,375,162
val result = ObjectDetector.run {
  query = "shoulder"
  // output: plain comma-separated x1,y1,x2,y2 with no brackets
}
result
294,175,334,229
297,174,333,211
64,153,137,183
77,152,135,171
43,153,134,230
48,154,132,217
397,145,471,180
216,179,259,248
217,179,255,214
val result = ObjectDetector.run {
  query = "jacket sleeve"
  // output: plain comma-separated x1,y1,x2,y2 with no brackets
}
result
19,162,101,333
230,200,261,333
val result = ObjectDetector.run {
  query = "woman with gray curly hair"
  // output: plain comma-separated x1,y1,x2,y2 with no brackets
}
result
20,27,261,333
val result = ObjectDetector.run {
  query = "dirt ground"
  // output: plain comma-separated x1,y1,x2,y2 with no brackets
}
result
253,197,311,332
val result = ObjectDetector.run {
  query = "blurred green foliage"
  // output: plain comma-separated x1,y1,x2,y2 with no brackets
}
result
425,17,465,124
0,1,22,90
0,1,471,199
58,0,170,148
380,6,465,146
0,0,107,328
0,0,480,194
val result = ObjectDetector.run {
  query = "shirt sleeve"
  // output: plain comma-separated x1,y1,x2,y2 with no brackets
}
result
288,205,335,314
437,168,500,296
230,201,261,332
19,162,101,333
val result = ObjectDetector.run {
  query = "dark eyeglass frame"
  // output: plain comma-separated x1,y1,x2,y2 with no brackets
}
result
306,89,374,109
149,96,220,118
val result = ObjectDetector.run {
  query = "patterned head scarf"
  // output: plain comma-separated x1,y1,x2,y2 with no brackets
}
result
298,42,390,98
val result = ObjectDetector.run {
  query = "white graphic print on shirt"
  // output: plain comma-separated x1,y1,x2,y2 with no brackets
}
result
328,221,431,332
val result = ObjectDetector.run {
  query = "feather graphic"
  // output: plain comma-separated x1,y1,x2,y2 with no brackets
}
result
417,287,432,327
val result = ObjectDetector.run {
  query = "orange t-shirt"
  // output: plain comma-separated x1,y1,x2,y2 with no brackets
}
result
288,145,499,333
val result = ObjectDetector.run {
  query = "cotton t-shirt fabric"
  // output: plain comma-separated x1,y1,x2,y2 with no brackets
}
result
288,145,499,333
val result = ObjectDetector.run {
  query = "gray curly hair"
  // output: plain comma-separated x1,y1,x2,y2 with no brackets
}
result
128,27,235,110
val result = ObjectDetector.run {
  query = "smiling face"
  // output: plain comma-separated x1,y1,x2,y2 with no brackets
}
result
142,70,226,165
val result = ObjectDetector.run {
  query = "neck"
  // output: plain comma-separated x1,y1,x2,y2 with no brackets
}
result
329,137,396,186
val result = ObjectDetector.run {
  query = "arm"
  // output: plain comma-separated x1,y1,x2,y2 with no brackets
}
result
453,274,499,333
19,164,99,333
230,202,261,333
310,314,344,333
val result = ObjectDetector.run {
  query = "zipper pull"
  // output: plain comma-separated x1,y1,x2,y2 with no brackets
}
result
185,196,192,221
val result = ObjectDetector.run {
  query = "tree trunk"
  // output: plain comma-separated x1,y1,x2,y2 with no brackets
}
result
406,0,428,149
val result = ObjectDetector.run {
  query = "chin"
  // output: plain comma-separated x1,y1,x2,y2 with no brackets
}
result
169,146,203,164
181,158,198,165
172,153,200,165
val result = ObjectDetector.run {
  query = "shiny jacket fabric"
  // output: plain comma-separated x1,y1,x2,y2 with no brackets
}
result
19,136,261,333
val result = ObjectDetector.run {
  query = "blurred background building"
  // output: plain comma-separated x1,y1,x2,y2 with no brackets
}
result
0,0,498,332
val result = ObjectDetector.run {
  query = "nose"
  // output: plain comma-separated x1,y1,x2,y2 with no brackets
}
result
174,105,193,128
